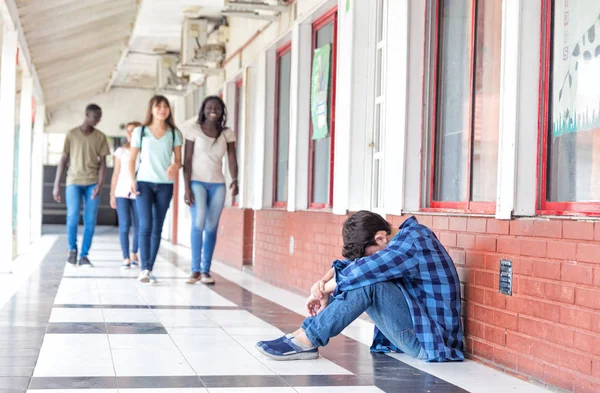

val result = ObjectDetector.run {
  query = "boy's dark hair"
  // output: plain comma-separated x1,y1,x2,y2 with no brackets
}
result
342,210,391,261
85,103,101,114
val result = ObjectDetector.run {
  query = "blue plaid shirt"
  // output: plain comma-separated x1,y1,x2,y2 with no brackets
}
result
332,216,464,362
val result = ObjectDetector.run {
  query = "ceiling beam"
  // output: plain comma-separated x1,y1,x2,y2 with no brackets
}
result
46,84,107,110
30,29,131,57
20,0,126,26
0,0,45,104
34,40,126,67
35,44,126,70
42,65,114,90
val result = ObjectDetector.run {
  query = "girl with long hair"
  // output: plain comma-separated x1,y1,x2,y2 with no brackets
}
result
110,121,141,269
183,95,238,285
129,95,183,284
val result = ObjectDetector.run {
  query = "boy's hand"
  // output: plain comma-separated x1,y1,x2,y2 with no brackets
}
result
310,279,327,300
305,294,329,317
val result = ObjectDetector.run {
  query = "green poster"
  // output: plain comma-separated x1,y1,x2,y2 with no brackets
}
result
311,44,331,140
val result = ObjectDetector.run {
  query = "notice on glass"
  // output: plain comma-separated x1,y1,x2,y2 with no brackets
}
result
311,44,331,140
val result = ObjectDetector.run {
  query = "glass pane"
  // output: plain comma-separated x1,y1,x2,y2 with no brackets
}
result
374,103,382,152
376,48,383,97
311,19,335,205
433,0,472,202
373,159,381,208
548,0,600,202
377,0,384,42
312,137,330,204
276,51,292,202
471,0,502,202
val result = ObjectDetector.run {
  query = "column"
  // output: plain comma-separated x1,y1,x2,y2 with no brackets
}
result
17,75,33,254
0,29,19,261
30,104,45,242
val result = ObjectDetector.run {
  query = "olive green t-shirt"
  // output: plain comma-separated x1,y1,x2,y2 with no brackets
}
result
63,127,110,185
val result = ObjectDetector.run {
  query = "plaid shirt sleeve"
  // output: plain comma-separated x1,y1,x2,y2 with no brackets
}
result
332,233,419,299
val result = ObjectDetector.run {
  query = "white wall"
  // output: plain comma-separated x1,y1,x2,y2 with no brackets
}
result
46,87,154,136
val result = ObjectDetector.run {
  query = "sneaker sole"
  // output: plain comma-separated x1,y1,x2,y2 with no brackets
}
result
186,279,199,285
256,344,319,361
121,265,131,270
79,264,94,268
139,277,150,283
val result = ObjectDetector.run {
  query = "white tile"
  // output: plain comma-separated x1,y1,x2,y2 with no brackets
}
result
258,357,353,376
166,327,226,335
152,309,215,327
188,354,275,376
102,308,159,323
99,292,146,305
28,390,118,393
109,334,177,349
50,308,104,323
119,390,207,393
295,388,384,393
224,327,284,336
111,348,195,376
208,389,295,393
201,310,272,329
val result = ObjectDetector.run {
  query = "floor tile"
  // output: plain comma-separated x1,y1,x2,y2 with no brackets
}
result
207,389,294,393
111,349,195,376
28,390,118,393
108,334,177,350
49,308,104,323
118,389,207,393
102,309,159,323
116,376,204,389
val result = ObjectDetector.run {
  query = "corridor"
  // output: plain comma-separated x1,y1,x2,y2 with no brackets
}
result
0,229,552,393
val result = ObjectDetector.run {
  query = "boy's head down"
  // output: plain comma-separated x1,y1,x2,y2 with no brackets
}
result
342,211,391,261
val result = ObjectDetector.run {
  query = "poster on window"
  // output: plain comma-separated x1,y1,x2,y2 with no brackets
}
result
311,44,331,140
552,0,600,137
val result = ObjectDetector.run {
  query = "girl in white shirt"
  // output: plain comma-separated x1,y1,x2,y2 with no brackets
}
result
183,96,239,285
110,121,141,268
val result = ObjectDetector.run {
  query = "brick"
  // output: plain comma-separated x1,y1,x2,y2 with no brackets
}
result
474,305,495,324
466,252,485,268
507,333,533,354
494,347,517,369
494,310,518,330
574,377,600,393
594,359,600,379
448,249,466,266
475,236,497,252
464,285,485,304
457,233,475,249
563,221,595,241
578,243,600,263
484,254,501,271
532,260,561,280
465,318,485,339
519,277,545,298
562,263,594,285
547,241,577,260
510,220,535,236
560,349,593,375
440,232,457,248
543,363,574,392
513,258,533,276
456,267,474,282
487,219,509,235
472,339,494,359
519,317,545,335
467,217,487,233
520,239,546,258
485,290,506,308
517,355,545,380
414,214,433,227
576,287,600,311
575,332,600,356
486,326,506,346
432,216,449,230
596,223,600,242
449,217,467,231
475,271,496,289
497,237,520,255
561,307,593,330
544,324,574,347
533,220,562,239
531,341,561,364
522,299,560,322
545,282,575,304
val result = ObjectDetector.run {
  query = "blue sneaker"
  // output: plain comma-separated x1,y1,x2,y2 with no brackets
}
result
256,334,290,349
256,335,319,361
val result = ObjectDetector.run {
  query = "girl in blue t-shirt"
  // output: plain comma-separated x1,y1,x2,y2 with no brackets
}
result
128,95,183,284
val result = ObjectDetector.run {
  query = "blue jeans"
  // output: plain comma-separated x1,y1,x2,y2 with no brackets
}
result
302,281,426,359
66,184,100,257
116,197,139,260
190,181,226,274
136,182,173,271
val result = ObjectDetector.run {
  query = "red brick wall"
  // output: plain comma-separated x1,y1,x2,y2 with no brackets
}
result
218,208,600,392
214,207,256,268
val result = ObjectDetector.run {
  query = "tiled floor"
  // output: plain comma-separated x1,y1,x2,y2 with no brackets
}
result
0,228,554,393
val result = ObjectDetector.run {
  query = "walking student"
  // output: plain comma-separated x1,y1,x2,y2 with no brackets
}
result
110,121,141,269
183,96,238,285
52,104,110,267
129,96,182,284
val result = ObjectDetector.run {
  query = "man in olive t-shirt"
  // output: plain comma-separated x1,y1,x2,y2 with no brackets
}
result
52,104,110,267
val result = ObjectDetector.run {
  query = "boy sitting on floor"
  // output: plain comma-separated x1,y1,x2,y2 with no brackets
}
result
256,211,464,362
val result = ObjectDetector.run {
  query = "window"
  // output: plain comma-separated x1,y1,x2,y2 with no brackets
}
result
429,0,502,213
274,43,292,207
540,0,600,215
308,8,338,209
370,0,386,210
233,78,243,206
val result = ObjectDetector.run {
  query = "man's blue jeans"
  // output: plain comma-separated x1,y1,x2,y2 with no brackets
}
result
136,182,173,272
189,181,226,274
302,281,427,359
66,184,100,257
116,197,139,260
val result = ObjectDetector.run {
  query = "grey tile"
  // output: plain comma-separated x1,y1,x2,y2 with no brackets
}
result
29,376,118,389
107,323,167,334
0,358,37,368
0,350,39,358
0,367,34,377
0,377,29,389
281,375,373,387
200,375,288,388
0,341,43,350
46,323,107,334
117,376,204,389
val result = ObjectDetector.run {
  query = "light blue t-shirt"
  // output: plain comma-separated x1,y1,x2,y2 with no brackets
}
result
131,126,183,184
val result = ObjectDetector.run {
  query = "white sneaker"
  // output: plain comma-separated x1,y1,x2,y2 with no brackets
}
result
121,259,131,269
138,270,150,283
149,272,158,284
